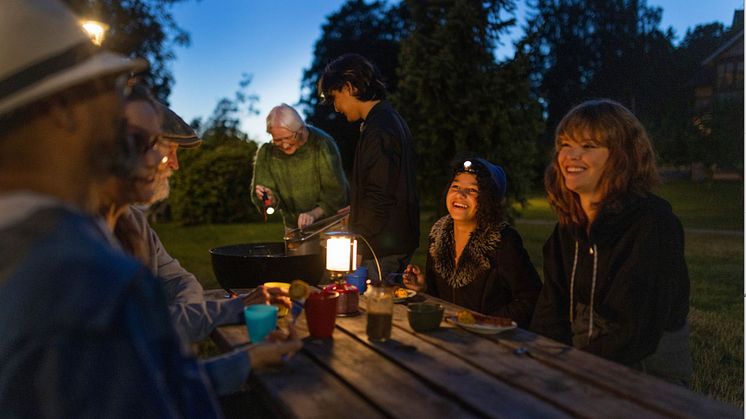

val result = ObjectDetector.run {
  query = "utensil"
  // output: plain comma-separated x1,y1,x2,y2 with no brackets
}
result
283,209,349,244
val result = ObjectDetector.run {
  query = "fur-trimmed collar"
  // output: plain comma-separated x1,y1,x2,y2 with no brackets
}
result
429,215,509,288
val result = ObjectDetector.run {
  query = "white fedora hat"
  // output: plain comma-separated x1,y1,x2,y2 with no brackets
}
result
0,0,148,117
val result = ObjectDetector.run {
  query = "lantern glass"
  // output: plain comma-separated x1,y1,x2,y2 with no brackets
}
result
325,234,356,272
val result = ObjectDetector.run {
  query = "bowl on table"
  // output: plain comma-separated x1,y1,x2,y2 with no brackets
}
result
407,302,444,332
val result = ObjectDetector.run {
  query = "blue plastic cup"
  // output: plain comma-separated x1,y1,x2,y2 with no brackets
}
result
244,305,278,343
346,266,368,294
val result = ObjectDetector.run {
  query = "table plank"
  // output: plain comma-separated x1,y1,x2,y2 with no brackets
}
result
333,312,570,419
250,348,387,419
213,324,386,419
384,305,667,418
293,317,482,419
418,296,741,419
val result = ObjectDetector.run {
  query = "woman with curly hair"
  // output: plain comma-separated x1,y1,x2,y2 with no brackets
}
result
403,158,541,327
530,99,691,385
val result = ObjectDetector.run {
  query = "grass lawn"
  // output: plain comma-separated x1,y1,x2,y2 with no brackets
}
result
153,180,743,406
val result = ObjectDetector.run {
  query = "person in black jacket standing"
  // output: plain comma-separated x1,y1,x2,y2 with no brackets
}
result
318,53,419,283
530,99,692,386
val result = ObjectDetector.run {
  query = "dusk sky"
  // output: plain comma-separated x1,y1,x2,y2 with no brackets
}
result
167,0,743,142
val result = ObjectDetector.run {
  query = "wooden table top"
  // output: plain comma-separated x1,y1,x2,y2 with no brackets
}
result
210,292,740,419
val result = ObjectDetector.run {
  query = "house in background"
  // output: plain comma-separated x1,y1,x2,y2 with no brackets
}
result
694,10,744,112
691,10,744,180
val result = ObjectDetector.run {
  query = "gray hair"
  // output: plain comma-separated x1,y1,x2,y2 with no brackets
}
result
266,103,305,133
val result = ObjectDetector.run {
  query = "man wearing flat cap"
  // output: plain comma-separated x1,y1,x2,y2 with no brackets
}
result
120,101,289,344
0,1,241,417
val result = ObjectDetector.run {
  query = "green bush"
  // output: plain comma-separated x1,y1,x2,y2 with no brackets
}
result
169,140,263,224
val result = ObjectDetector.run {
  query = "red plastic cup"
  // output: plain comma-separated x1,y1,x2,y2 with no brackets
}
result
305,291,339,338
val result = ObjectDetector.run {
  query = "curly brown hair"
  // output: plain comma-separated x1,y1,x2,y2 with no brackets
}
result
545,99,659,226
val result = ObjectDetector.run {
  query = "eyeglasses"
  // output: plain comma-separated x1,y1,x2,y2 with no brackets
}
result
271,131,298,146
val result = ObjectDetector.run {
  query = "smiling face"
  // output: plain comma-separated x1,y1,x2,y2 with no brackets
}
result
557,133,610,202
446,172,479,224
269,126,302,155
327,84,363,123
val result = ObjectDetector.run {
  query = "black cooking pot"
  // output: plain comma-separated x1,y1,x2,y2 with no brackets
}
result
210,242,326,289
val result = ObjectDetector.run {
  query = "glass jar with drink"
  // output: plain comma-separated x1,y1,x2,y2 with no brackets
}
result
365,285,393,342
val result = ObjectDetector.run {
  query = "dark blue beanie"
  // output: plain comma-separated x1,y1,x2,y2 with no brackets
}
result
458,158,507,200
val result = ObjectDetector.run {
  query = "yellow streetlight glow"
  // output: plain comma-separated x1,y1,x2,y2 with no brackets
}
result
79,19,109,46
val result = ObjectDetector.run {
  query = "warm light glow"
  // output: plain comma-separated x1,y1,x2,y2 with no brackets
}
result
326,234,357,272
80,19,109,46
161,156,169,164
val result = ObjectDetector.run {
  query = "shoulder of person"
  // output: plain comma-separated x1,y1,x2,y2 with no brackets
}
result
492,223,522,244
255,142,273,157
307,125,333,141
362,101,404,135
428,214,452,239
307,126,338,149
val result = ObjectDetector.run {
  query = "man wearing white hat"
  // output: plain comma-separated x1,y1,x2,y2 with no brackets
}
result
0,1,292,417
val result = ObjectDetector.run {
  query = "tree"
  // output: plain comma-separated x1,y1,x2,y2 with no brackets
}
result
167,75,262,224
395,0,543,210
194,73,259,146
522,0,675,156
62,0,191,101
300,0,410,175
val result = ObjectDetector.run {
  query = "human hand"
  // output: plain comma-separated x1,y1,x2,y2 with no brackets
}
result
255,184,274,204
242,286,270,306
265,285,291,310
248,323,302,368
297,212,316,229
402,264,426,292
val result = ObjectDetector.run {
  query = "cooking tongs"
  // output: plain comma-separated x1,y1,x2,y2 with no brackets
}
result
283,209,350,243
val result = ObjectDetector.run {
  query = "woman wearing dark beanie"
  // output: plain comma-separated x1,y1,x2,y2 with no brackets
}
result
403,158,541,328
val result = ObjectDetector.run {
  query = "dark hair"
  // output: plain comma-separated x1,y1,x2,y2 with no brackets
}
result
317,53,387,103
545,99,659,226
448,158,505,227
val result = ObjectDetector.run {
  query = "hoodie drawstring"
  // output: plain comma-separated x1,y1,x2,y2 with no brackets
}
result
569,242,579,323
589,244,598,340
569,241,599,342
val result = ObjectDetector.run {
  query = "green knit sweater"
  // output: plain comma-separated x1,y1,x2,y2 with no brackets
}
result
250,126,349,228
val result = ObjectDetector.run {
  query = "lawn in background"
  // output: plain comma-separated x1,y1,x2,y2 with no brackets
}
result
153,180,743,406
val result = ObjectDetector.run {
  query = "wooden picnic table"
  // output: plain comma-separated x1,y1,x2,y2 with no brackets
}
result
210,290,740,419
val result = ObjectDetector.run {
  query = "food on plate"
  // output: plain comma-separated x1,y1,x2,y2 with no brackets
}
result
456,310,476,324
394,287,410,299
289,279,310,301
456,310,513,327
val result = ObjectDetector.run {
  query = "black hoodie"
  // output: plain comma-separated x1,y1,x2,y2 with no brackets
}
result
531,193,690,366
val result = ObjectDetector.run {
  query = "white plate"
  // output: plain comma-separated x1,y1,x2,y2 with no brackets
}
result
446,315,517,334
393,289,417,303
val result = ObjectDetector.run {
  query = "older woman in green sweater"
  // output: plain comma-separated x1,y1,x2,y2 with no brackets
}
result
251,103,349,229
